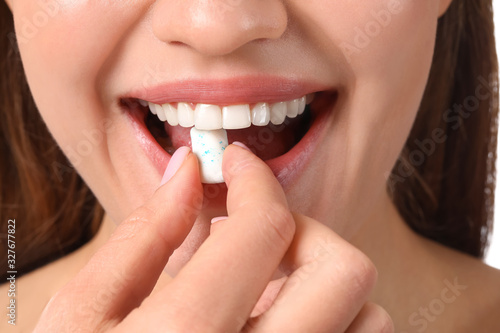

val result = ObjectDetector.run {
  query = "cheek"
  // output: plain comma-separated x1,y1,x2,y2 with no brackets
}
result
13,2,140,165
14,2,107,143
297,0,439,162
343,0,438,175
341,0,438,171
11,2,148,217
290,1,439,231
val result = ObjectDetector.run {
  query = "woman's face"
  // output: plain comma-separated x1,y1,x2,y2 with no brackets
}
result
7,0,449,269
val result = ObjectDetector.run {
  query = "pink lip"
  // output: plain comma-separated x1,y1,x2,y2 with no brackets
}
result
127,107,170,175
126,76,328,105
266,102,332,188
122,76,336,190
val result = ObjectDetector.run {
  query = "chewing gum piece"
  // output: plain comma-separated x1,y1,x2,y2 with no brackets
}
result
190,127,228,184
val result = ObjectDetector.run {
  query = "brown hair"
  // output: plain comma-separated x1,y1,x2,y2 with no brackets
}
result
0,1,103,279
0,0,497,279
389,0,498,257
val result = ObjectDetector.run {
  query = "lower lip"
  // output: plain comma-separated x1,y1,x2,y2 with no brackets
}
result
125,98,335,189
266,104,332,188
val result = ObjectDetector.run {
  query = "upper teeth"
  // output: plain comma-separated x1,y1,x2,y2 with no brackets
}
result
142,95,313,130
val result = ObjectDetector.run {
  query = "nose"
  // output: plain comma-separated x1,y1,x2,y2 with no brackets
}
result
151,0,288,56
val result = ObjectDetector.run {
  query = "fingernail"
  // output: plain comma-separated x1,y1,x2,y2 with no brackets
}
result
232,141,252,152
211,216,228,224
161,146,191,185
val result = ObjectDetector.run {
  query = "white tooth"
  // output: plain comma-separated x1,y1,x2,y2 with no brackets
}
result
306,93,315,104
270,102,287,125
148,102,157,115
138,99,148,107
194,104,222,130
286,99,300,118
298,96,306,115
222,104,251,129
163,103,178,126
251,103,270,126
177,102,195,127
155,103,167,121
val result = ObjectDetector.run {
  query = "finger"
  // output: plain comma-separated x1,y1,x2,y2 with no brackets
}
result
209,215,228,233
211,216,288,318
345,303,394,333
144,144,295,332
42,149,203,326
250,276,288,318
245,213,378,332
224,142,290,214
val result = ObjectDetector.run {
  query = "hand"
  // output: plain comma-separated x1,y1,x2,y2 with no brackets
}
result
34,145,393,332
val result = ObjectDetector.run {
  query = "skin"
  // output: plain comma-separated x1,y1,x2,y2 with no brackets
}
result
1,0,500,331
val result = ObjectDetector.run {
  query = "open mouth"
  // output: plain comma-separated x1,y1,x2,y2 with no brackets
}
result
145,95,314,159
121,81,337,186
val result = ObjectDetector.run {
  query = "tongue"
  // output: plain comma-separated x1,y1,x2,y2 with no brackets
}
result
165,118,302,160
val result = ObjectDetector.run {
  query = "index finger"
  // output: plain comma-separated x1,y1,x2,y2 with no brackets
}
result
246,213,378,332
145,144,295,332
224,143,290,214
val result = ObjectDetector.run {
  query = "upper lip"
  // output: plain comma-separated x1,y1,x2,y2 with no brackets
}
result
125,75,332,106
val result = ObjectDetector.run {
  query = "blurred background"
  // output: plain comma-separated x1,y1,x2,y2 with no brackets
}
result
484,1,500,269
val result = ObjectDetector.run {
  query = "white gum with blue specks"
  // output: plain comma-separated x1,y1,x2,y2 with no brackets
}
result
190,128,228,184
